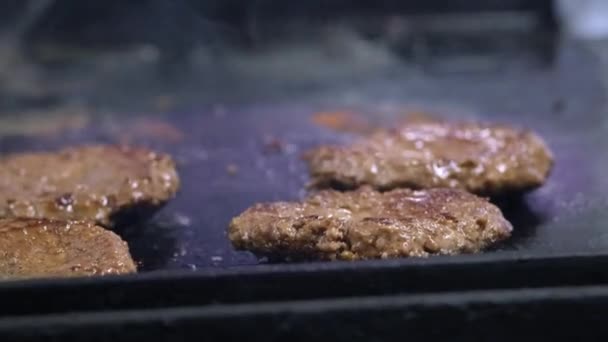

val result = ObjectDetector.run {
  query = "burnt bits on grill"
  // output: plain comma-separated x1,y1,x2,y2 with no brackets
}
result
0,145,180,227
0,218,136,279
305,119,553,195
229,187,512,260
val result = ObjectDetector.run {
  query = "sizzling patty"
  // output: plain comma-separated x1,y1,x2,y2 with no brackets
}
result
305,119,553,195
229,187,512,260
0,218,136,279
0,145,179,227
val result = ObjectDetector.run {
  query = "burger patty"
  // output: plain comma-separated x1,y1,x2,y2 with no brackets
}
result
0,218,136,279
305,119,553,195
0,145,179,227
229,187,512,260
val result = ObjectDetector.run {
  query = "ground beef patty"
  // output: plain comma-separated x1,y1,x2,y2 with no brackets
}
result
0,145,179,227
305,119,553,195
0,218,136,279
229,187,512,260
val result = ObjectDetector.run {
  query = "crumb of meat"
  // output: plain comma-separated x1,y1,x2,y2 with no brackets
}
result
262,136,285,155
226,163,239,176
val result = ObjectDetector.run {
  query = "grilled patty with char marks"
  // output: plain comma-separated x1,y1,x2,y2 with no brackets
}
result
0,145,179,227
229,187,512,260
305,119,553,195
0,218,136,279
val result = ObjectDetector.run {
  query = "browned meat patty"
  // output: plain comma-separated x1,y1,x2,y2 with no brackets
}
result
229,187,512,260
0,218,136,279
305,119,553,195
0,145,179,227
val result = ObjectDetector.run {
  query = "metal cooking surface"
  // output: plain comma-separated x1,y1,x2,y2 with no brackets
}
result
0,38,606,272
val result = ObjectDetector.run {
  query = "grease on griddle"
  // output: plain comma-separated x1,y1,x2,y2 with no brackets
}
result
311,110,373,134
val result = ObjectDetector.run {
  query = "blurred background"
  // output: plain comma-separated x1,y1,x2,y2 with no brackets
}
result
0,0,565,112
0,0,602,111
0,0,603,112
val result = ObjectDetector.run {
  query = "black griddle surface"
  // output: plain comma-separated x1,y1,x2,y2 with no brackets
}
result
0,38,606,274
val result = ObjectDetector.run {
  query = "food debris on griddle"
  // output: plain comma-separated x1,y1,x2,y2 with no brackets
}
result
262,136,285,155
305,118,553,195
0,145,180,227
0,218,136,280
229,186,512,261
226,163,239,176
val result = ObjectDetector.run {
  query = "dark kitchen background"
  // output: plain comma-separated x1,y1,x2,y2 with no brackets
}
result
0,0,559,110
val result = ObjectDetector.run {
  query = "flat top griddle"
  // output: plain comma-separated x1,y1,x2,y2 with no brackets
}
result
3,2,608,340
0,36,606,276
